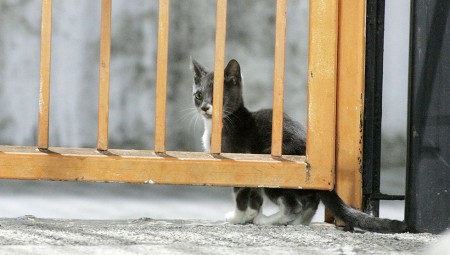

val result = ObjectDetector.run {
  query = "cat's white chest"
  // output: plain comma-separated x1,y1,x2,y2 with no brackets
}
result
202,118,212,152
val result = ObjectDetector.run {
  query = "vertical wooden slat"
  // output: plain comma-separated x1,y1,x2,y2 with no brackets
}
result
326,0,365,225
97,0,112,151
38,0,53,149
306,0,338,186
271,0,287,157
210,0,228,154
154,0,170,153
336,0,365,213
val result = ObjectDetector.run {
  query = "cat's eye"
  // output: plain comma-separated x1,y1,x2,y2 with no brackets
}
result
194,92,203,101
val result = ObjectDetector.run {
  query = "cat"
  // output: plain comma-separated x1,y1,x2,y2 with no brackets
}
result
189,58,407,233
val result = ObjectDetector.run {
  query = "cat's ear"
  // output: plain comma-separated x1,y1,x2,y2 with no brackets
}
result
224,59,241,85
190,57,208,80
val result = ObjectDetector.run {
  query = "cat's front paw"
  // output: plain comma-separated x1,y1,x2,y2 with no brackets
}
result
253,212,296,225
225,210,246,224
226,209,258,224
277,213,297,225
253,213,269,225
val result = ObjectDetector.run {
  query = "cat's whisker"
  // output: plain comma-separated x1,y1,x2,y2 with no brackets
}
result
182,107,198,113
222,110,241,132
176,108,198,123
189,113,200,131
194,114,201,131
222,117,230,132
177,114,193,123
177,109,201,133
224,110,242,124
221,112,230,126
223,115,235,130
178,108,197,119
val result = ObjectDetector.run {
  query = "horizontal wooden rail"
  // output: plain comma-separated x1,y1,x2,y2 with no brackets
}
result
0,146,332,190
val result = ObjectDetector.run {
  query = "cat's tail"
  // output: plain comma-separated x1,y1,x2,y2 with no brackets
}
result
318,190,408,233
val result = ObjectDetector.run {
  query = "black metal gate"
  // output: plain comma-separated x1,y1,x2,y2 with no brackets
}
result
363,0,450,234
407,0,450,234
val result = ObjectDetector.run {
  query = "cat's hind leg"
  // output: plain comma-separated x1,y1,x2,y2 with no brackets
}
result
290,193,320,225
290,207,317,225
253,197,296,225
226,188,262,224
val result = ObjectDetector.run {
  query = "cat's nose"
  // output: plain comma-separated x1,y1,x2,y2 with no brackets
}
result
201,105,210,112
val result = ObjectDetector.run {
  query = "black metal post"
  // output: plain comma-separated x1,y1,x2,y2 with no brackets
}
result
363,0,385,217
406,0,450,234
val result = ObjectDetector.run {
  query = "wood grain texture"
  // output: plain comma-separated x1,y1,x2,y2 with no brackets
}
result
97,0,112,151
325,0,365,224
335,0,365,212
210,0,228,154
271,0,287,157
306,0,339,188
0,146,333,189
154,0,170,153
3,0,344,193
38,0,53,149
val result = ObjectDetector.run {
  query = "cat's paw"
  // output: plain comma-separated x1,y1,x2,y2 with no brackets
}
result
225,210,246,224
226,209,258,224
253,212,296,225
245,208,259,221
253,213,270,225
277,213,297,225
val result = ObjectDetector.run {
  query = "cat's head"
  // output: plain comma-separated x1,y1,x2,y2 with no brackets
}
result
190,58,243,119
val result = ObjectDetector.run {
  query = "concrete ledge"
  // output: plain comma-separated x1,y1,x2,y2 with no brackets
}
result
0,216,438,255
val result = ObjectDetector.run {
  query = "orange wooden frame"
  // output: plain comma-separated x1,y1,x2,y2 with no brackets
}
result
0,0,366,195
334,0,365,211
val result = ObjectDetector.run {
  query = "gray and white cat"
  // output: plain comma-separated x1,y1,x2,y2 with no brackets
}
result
190,58,407,233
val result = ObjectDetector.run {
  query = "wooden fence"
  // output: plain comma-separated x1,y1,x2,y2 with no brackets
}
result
0,0,365,212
